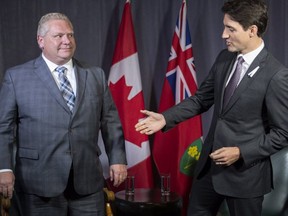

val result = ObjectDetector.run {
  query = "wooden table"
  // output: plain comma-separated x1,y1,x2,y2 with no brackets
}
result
114,188,182,216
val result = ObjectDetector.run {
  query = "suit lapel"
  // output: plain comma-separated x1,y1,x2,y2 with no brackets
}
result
34,57,88,115
222,49,268,112
33,56,71,113
219,54,237,112
71,60,87,117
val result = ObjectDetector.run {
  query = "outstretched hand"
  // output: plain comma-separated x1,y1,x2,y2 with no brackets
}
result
135,110,166,135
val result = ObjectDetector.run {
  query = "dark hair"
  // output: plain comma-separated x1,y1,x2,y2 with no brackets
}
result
222,0,268,37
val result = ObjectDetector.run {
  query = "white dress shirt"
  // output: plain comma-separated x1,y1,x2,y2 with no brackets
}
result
42,54,77,96
226,41,264,87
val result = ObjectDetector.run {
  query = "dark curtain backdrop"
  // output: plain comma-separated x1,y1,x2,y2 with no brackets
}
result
0,0,287,138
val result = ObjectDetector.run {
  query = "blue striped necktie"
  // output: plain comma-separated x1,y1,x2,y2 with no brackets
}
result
55,66,76,112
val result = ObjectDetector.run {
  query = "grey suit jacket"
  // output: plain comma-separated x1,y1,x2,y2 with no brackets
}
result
0,56,126,197
163,48,288,198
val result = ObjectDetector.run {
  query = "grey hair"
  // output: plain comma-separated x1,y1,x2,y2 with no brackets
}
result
37,13,73,36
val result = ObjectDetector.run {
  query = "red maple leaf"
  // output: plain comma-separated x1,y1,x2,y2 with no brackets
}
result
109,76,147,147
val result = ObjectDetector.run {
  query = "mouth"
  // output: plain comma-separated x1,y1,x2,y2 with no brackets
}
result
59,47,73,53
60,47,72,50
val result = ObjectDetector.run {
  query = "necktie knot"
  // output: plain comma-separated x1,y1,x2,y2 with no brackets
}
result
55,66,67,75
237,56,245,66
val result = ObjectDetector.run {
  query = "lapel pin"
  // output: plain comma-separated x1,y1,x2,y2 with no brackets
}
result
248,66,260,77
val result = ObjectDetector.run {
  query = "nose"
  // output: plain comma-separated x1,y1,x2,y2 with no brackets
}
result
62,34,72,44
222,29,228,39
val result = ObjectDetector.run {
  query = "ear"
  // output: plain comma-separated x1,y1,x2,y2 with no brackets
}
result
249,25,258,38
37,35,44,49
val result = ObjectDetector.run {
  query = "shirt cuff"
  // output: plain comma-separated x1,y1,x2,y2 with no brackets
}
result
0,169,13,173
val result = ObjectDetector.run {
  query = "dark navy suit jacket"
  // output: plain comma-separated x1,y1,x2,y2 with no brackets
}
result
163,48,288,198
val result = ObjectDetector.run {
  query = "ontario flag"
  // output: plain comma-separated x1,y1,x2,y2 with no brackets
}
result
153,1,203,215
107,0,154,190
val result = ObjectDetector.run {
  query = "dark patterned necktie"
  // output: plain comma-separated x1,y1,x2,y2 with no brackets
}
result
223,56,245,107
55,66,76,112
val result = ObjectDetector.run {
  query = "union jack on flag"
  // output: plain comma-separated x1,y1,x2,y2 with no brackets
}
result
166,1,198,104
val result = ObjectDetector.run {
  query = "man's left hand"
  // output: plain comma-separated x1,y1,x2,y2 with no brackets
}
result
210,147,240,166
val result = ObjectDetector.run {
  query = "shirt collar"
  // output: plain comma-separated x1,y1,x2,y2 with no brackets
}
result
240,41,264,66
42,53,73,73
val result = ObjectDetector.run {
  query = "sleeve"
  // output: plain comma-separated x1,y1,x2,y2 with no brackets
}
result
0,70,17,170
240,66,288,165
97,69,127,166
162,55,220,131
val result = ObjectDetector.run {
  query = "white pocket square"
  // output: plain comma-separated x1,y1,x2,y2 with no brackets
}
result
248,66,260,77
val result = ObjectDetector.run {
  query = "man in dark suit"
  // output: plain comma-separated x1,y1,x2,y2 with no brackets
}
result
135,0,288,215
0,13,127,215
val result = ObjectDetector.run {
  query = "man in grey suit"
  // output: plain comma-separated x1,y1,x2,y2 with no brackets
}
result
0,13,127,215
135,0,288,215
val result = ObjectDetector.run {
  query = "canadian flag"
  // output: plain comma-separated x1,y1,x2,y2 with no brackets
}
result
103,0,153,190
